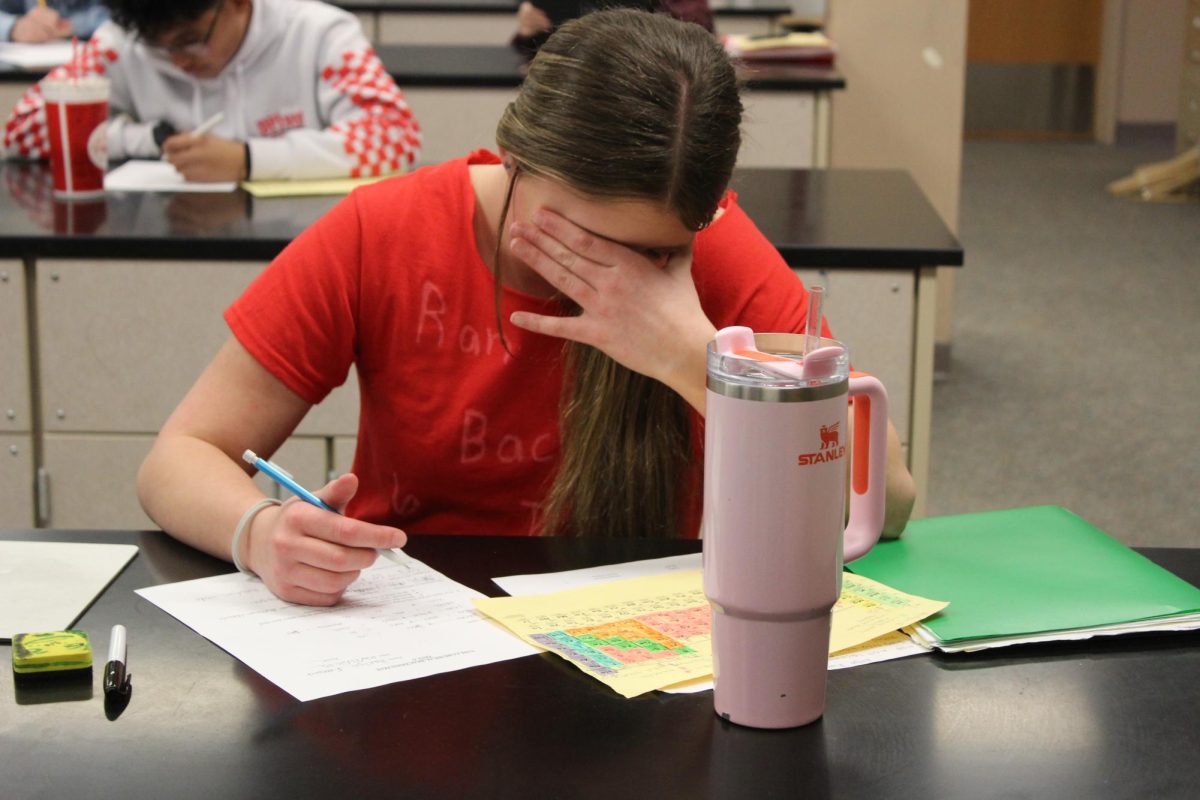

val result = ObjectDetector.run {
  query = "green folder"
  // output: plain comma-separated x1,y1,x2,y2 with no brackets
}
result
848,506,1200,651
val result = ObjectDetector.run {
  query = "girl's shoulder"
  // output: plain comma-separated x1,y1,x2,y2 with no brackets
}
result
345,155,478,232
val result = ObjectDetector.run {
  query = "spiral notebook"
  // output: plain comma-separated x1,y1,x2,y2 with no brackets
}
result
848,506,1200,652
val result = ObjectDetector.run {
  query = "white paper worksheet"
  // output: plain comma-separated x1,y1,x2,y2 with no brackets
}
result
492,552,703,596
104,160,237,192
137,558,537,701
0,41,73,69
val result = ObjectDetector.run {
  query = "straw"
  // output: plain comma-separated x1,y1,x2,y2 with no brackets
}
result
804,285,825,355
71,36,78,84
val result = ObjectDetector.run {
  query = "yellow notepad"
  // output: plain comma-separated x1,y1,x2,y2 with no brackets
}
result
239,175,394,198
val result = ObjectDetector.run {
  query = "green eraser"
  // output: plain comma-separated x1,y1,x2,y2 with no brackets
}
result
12,630,93,676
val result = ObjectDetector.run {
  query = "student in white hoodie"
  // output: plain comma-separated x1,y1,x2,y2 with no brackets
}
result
2,0,421,181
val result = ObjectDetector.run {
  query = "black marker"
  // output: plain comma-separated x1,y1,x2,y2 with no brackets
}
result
103,624,131,698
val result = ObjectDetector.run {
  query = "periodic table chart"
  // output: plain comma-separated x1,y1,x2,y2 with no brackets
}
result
475,568,948,698
476,572,714,697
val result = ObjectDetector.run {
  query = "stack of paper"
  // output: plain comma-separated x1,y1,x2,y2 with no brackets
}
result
0,41,74,69
476,564,946,698
104,160,236,193
849,505,1200,653
723,32,837,63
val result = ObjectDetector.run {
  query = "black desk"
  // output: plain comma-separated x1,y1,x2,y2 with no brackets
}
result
375,42,844,92
2,529,1198,799
0,40,842,92
0,161,955,266
334,0,791,19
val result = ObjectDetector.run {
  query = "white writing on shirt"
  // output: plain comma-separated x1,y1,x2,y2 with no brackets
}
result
255,110,306,137
461,409,555,465
388,476,544,534
416,280,505,358
391,476,421,517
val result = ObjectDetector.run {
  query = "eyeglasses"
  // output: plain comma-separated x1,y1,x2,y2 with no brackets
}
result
144,0,225,58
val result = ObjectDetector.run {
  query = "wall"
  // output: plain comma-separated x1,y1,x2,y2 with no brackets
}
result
825,0,967,349
1115,0,1187,124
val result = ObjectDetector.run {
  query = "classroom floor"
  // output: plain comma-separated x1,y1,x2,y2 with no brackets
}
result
926,137,1199,547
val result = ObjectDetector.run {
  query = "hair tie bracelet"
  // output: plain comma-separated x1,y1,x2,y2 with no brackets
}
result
231,498,282,576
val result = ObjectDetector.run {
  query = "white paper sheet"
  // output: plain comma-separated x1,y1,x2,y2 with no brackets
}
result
136,557,538,702
104,159,237,193
0,41,73,69
492,552,703,596
0,541,138,641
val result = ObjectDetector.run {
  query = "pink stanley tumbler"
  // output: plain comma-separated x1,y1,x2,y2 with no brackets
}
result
703,326,889,728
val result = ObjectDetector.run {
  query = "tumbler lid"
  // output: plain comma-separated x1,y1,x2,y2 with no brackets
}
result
706,328,849,401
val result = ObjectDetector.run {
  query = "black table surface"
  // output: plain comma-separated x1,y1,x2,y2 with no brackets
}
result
1,529,1198,799
376,43,844,91
1,43,843,92
0,161,961,267
333,0,791,17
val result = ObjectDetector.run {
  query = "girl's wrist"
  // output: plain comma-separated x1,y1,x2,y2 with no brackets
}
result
242,503,282,576
663,320,716,415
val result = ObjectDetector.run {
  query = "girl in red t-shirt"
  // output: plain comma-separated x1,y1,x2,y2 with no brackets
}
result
138,9,915,606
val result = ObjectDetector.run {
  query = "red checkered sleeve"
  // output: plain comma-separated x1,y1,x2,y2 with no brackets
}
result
321,47,422,177
3,37,119,160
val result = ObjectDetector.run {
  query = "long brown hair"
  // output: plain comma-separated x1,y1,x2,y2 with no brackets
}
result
494,9,742,537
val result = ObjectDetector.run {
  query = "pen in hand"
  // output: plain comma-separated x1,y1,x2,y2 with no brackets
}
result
242,449,412,570
159,111,225,163
189,110,225,138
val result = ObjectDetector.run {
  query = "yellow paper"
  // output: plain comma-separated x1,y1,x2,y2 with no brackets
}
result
476,569,946,699
830,573,948,653
830,628,912,657
239,175,393,198
727,31,834,53
474,570,712,699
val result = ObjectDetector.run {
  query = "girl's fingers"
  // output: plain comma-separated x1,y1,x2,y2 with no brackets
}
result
270,581,347,607
275,559,362,597
509,220,589,275
509,236,597,305
509,310,593,346
277,505,394,569
528,209,621,266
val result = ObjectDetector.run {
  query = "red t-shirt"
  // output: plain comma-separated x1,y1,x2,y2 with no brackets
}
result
226,150,828,536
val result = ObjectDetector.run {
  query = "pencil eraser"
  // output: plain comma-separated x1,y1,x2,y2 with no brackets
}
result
11,630,93,681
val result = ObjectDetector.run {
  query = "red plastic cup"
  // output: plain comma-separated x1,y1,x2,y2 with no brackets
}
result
42,77,109,198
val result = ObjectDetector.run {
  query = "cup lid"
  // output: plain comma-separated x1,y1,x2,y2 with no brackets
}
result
706,330,849,401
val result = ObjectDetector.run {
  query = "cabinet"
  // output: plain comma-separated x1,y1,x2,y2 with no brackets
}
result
1,261,29,435
1,435,33,527
38,434,328,529
32,259,358,528
368,7,776,45
1180,0,1200,149
404,86,822,168
794,268,914,444
0,260,32,526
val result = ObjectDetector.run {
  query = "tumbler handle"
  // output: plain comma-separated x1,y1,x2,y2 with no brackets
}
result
843,373,889,562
